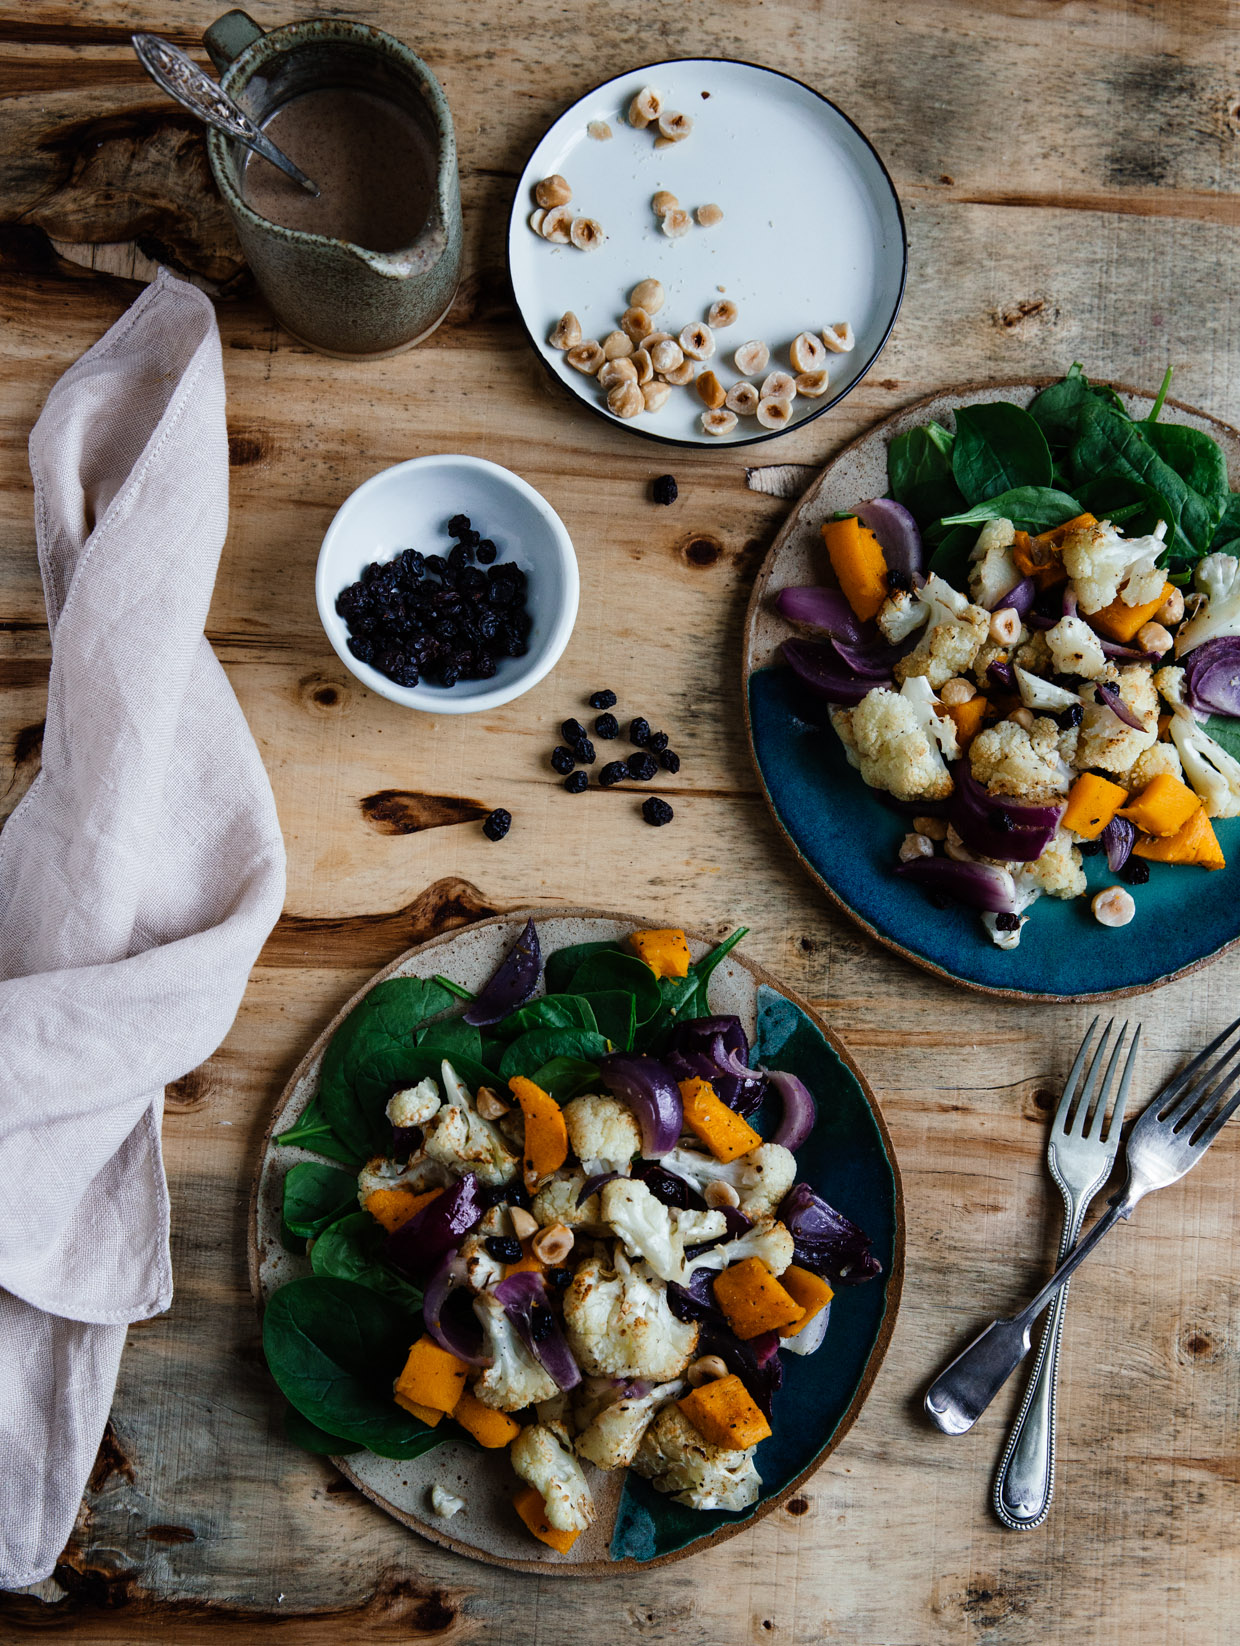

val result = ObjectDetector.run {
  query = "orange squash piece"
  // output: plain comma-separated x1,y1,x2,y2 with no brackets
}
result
778,1264,835,1338
946,695,988,749
1134,808,1226,870
712,1256,805,1339
630,928,692,979
821,516,888,621
452,1389,521,1449
1011,530,1067,590
508,1075,569,1189
1034,512,1097,549
678,1373,772,1449
1117,773,1201,838
393,1393,444,1426
1090,581,1175,644
1061,772,1129,840
363,1184,443,1234
393,1335,469,1416
679,1077,762,1163
513,1484,582,1552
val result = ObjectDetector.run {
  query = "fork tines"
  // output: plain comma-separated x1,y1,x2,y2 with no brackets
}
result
1058,1017,1140,1141
1156,1014,1240,1147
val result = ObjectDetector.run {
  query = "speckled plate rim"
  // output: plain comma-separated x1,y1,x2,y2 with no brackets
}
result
506,56,908,450
247,906,905,1575
741,378,1240,1004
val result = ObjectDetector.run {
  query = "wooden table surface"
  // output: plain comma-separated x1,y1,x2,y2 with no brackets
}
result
3,2,1240,1642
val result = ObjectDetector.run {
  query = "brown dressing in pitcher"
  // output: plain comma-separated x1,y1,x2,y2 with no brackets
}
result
241,85,436,252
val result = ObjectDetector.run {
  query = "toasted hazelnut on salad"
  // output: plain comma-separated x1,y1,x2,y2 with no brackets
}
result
990,607,1022,645
899,832,936,863
1093,886,1136,927
509,1206,539,1241
686,1354,729,1387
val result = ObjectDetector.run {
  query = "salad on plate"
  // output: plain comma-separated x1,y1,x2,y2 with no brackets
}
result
773,365,1240,950
262,920,881,1555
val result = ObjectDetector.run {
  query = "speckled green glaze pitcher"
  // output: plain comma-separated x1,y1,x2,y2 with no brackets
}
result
203,10,462,358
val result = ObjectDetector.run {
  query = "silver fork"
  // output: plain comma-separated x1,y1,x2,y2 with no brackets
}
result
925,1013,1240,1436
992,1019,1137,1530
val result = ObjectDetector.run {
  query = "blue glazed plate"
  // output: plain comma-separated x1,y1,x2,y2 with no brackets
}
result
742,381,1240,1001
253,911,902,1573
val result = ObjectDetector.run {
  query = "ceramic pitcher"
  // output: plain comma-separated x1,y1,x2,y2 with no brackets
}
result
203,10,462,357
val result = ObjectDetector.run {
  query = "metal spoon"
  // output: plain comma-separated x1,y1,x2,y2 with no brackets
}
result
131,33,320,197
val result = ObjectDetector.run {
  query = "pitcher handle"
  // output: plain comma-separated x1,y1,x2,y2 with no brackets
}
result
204,9,264,72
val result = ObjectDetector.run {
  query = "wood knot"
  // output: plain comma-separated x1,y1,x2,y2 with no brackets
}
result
682,534,722,567
785,1495,810,1515
1177,1327,1222,1364
992,297,1055,333
299,672,350,713
361,789,491,835
141,1523,197,1544
227,429,269,467
165,1067,213,1112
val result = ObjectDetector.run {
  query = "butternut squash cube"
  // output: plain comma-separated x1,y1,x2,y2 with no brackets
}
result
393,1392,444,1426
513,1483,582,1552
393,1334,469,1416
630,927,692,979
778,1264,835,1338
509,1075,569,1189
1134,808,1226,870
1091,581,1176,644
945,695,988,749
678,1373,772,1449
1061,772,1128,840
712,1256,805,1339
363,1184,443,1234
821,516,888,621
1117,772,1201,838
679,1077,762,1163
453,1389,521,1449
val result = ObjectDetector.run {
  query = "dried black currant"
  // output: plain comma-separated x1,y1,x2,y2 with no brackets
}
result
485,1235,523,1263
594,712,619,739
627,751,658,781
642,796,674,825
629,716,651,746
1120,858,1150,884
482,808,511,842
589,689,618,709
599,760,629,787
647,730,669,754
447,513,472,537
651,474,678,506
550,746,577,775
561,718,588,746
659,749,681,773
564,771,589,794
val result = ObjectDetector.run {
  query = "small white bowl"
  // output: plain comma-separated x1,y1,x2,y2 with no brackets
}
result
316,455,579,713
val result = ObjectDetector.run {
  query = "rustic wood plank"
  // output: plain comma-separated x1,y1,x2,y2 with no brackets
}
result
3,0,1240,1640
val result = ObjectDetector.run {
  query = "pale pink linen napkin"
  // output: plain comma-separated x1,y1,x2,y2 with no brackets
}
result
0,271,286,1586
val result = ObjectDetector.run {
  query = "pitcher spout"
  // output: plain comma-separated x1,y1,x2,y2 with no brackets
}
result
353,205,448,279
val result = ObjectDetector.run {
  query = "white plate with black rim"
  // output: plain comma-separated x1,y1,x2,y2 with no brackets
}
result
507,58,907,449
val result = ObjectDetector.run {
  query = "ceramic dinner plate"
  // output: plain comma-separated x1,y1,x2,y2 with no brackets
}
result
251,910,903,1573
508,59,906,448
744,381,1240,1001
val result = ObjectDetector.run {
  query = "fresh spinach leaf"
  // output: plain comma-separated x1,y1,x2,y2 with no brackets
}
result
1142,423,1229,522
637,927,750,1047
263,1276,446,1458
275,1095,364,1169
1070,398,1214,560
284,1402,362,1456
310,1212,424,1310
494,995,598,1039
544,940,626,993
530,1056,603,1101
951,404,1052,505
1211,494,1240,555
926,524,979,589
1028,364,1092,447
1205,716,1240,762
499,1028,610,1082
582,990,637,1052
939,486,1083,534
282,1162,358,1241
887,421,963,526
568,952,662,1022
318,978,456,1160
416,1016,484,1063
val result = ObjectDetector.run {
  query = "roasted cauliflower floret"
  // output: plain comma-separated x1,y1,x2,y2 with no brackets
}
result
511,1424,595,1533
422,1060,518,1187
563,1249,699,1381
1157,665,1240,817
385,1076,441,1130
969,717,1072,803
357,1152,449,1205
532,1168,607,1231
830,678,959,804
1129,740,1184,788
683,1218,795,1280
563,1095,641,1175
600,1178,727,1285
661,1143,797,1219
877,586,929,645
471,1292,559,1411
1020,828,1086,899
972,636,1015,687
1061,520,1166,615
632,1403,762,1512
1046,615,1107,679
894,574,990,689
574,1380,683,1470
1012,628,1053,677
459,1229,505,1291
1176,551,1240,655
968,517,1022,610
1075,666,1158,775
